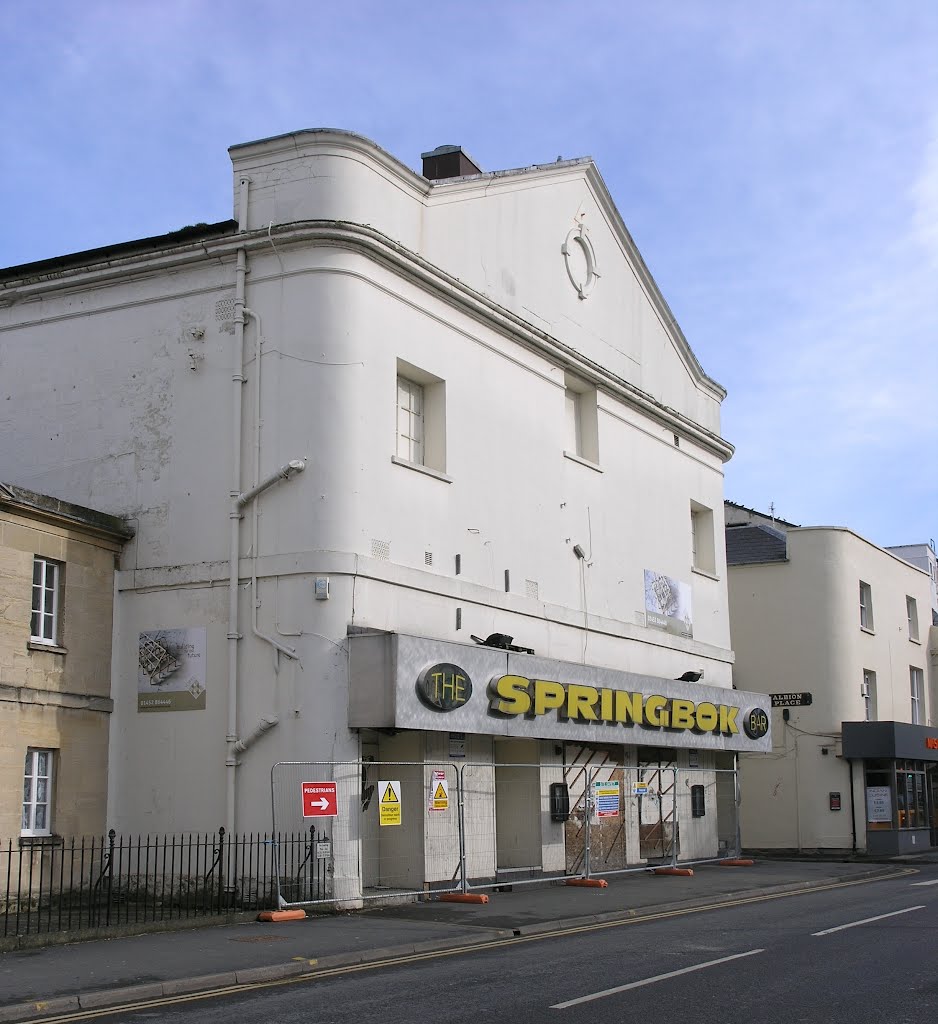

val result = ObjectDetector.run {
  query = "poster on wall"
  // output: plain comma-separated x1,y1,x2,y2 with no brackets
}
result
137,627,207,712
643,570,693,638
866,785,892,824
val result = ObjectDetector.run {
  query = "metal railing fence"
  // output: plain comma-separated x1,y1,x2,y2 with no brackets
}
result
1,828,325,939
2,762,741,936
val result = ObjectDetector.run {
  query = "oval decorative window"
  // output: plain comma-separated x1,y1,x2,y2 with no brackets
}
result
561,222,600,299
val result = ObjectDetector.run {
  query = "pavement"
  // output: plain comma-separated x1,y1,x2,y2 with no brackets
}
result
0,857,928,1022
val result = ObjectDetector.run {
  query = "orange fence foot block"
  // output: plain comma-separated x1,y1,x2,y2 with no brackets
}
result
653,867,694,877
257,909,308,922
719,858,755,867
438,893,489,904
565,878,608,888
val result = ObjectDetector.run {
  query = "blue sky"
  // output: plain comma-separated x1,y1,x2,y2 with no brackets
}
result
3,1,937,548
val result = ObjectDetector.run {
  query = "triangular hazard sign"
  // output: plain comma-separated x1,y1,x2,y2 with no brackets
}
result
433,783,447,800
381,784,399,804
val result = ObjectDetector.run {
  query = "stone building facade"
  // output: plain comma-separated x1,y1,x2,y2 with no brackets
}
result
0,483,131,838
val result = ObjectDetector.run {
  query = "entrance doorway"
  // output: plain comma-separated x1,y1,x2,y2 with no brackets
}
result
637,747,677,862
494,738,542,876
562,744,629,874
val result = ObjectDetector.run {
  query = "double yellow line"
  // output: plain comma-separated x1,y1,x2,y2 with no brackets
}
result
22,869,917,1024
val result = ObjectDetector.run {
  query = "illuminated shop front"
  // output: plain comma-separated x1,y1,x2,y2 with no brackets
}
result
842,722,938,855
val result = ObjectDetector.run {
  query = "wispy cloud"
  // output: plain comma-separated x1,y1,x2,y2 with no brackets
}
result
2,0,937,544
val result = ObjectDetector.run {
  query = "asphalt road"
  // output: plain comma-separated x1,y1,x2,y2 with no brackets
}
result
92,867,938,1024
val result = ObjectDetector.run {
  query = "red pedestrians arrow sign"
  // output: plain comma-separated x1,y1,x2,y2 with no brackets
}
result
301,781,338,817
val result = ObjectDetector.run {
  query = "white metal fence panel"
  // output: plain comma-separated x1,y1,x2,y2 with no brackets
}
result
461,761,572,891
271,761,463,907
271,757,741,903
674,766,741,865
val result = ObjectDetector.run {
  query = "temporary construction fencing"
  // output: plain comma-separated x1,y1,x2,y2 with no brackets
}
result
562,763,741,879
0,763,740,937
271,759,741,909
272,760,465,907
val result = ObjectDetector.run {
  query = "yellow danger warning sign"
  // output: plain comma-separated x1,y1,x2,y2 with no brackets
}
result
379,780,401,826
429,769,449,811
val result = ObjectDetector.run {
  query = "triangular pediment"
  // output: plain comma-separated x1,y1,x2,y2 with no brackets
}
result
419,157,724,427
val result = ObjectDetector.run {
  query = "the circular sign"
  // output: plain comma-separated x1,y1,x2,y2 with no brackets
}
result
416,663,472,712
743,707,770,739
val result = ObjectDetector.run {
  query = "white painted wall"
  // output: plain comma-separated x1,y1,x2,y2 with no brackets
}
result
886,543,938,623
0,130,736,849
733,526,933,849
228,132,725,434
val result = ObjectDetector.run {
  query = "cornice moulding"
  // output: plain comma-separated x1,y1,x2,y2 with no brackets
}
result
0,221,733,461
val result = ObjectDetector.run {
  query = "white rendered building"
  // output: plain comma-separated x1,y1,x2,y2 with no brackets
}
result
886,542,938,626
728,511,938,855
0,132,771,895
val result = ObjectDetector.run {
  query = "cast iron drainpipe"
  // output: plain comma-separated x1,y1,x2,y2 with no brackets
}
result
226,459,306,832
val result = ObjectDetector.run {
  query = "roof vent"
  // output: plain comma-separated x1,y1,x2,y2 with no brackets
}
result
421,145,482,181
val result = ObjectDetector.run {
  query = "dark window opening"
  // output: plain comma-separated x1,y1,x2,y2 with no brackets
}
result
691,784,705,817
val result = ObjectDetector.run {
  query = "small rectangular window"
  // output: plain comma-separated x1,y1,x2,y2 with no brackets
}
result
563,374,599,464
691,784,705,818
22,749,54,837
911,667,925,725
690,502,716,575
907,596,920,642
394,360,446,473
859,581,874,631
861,670,877,722
895,761,927,829
396,376,425,465
30,557,62,645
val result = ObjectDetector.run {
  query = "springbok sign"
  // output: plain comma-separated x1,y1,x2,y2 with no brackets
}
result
348,633,772,753
485,674,769,745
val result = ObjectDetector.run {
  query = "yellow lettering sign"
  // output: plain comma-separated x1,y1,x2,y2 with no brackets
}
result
428,669,468,705
615,690,644,725
720,705,739,735
490,675,531,715
695,702,718,732
645,695,669,728
671,699,697,730
487,675,745,737
533,680,566,716
566,684,599,721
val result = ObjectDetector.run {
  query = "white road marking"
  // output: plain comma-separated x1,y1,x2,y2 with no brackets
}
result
550,949,765,1009
812,905,925,936
910,879,938,886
